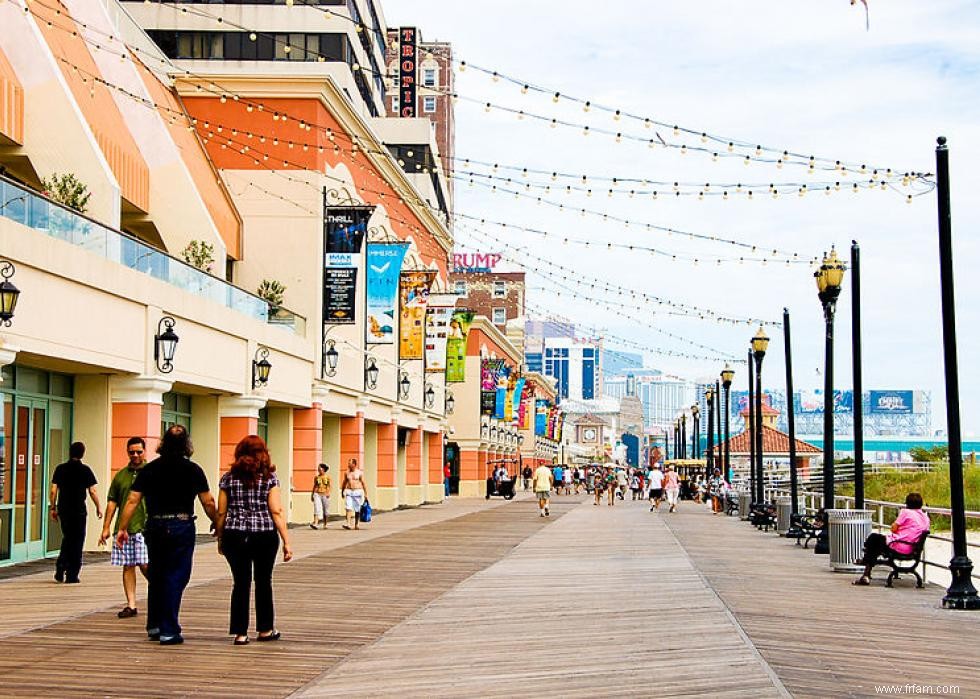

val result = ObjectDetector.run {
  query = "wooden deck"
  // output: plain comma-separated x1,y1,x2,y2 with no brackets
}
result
0,495,978,698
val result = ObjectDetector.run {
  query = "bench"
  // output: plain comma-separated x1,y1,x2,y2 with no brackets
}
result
725,492,739,517
749,502,777,531
873,530,930,588
790,512,825,549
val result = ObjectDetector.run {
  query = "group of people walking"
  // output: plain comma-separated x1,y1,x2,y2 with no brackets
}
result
47,425,316,646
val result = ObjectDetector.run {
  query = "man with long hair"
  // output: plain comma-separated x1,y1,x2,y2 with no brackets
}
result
116,425,217,645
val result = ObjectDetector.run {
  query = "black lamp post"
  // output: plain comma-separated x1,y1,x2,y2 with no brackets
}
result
783,308,802,537
252,347,272,389
814,247,845,555
747,347,755,500
721,364,734,484
751,326,770,504
692,403,700,459
715,379,722,474
154,316,179,374
705,387,715,474
935,137,980,609
681,414,687,460
851,241,865,509
0,260,21,326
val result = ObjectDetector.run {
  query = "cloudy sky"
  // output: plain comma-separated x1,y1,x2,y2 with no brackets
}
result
383,0,980,434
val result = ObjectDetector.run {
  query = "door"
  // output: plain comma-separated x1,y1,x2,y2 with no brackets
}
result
10,398,47,562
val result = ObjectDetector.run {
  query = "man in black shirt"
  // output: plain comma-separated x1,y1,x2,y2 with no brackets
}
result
117,425,216,646
49,442,102,583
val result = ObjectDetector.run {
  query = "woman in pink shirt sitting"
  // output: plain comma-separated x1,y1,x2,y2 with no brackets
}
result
853,492,930,586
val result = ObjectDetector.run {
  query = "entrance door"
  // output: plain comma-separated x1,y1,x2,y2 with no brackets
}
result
10,398,47,562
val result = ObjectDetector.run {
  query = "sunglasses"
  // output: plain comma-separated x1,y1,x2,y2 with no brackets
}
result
128,450,144,456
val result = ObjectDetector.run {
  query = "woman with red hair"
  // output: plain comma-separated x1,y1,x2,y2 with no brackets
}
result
216,435,293,646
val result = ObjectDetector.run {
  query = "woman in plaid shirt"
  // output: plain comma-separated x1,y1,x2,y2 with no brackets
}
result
216,435,293,646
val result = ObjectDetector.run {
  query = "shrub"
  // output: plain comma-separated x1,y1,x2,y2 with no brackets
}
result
257,279,286,307
181,240,215,273
41,172,90,213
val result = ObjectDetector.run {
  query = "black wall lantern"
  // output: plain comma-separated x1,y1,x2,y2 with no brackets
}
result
0,260,20,327
252,346,272,389
365,355,379,390
424,382,435,408
399,371,411,400
445,391,455,415
154,316,179,374
323,339,339,377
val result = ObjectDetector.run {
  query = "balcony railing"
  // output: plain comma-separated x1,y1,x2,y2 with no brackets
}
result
0,175,305,336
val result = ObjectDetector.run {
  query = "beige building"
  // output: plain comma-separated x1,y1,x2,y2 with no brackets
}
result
0,0,452,567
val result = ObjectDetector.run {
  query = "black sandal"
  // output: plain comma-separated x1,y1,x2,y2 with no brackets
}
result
852,576,871,586
256,631,281,642
234,637,250,646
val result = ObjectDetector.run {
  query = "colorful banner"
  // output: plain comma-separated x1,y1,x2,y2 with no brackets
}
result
509,378,524,424
535,399,548,436
398,27,418,118
445,310,474,383
398,270,436,360
424,296,456,373
482,358,508,417
322,206,371,328
365,243,409,345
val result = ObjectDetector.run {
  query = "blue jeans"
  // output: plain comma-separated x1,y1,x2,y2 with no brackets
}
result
444,478,450,497
144,519,196,639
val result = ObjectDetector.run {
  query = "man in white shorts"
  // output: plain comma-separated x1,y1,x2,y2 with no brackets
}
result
533,462,555,517
647,465,665,512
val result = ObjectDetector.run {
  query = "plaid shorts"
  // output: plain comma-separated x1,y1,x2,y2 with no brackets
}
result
110,532,149,567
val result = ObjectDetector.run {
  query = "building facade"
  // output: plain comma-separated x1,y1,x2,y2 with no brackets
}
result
451,269,525,332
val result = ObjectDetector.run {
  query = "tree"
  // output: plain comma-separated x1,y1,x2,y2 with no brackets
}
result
41,172,90,213
909,445,948,463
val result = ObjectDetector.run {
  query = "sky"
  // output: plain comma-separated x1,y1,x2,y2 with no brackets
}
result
382,0,980,434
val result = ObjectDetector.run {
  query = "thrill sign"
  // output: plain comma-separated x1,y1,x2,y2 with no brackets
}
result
398,27,418,117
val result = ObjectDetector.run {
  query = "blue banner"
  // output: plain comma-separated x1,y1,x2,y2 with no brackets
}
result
869,390,914,414
511,378,525,424
495,387,507,419
366,243,409,345
535,399,548,436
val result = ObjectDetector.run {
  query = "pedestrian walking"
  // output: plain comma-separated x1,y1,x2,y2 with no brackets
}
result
552,464,564,496
647,465,665,512
533,461,554,517
310,464,331,530
98,437,149,617
116,424,217,645
49,441,102,584
562,466,572,495
708,469,726,514
522,465,532,492
341,458,368,530
616,468,628,500
444,462,452,497
605,467,618,506
216,435,293,645
664,465,681,513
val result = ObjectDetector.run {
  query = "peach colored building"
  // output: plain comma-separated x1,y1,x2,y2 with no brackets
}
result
0,0,451,567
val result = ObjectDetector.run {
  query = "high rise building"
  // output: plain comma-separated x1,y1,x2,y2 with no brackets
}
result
604,370,690,429
542,337,601,401
602,349,643,376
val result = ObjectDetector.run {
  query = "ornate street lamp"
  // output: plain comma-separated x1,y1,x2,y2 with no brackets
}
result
323,339,339,378
705,387,715,474
252,347,272,389
424,382,435,409
0,260,21,326
814,247,845,554
721,364,735,483
399,371,411,400
751,326,770,503
154,316,179,374
445,391,455,415
364,355,379,390
680,413,687,460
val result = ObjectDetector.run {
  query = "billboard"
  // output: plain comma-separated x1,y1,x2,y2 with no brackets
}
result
398,27,418,117
797,390,854,414
869,390,914,414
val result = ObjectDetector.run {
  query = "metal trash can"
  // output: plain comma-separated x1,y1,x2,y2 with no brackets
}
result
827,509,872,573
739,491,752,521
776,496,792,534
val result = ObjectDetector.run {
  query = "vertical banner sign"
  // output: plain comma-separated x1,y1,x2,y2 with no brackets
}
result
482,358,507,416
398,27,418,118
398,271,436,360
511,378,525,425
445,310,474,383
424,297,455,373
366,243,409,345
322,206,371,326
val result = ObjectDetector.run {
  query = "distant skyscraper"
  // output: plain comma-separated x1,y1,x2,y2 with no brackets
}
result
542,337,600,401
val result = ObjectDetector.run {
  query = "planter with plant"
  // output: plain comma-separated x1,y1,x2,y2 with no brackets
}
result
41,172,91,213
257,279,286,313
181,240,216,274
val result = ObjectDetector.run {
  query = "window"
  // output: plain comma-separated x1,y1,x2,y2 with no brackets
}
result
422,96,437,113
454,280,467,296
391,96,399,113
492,308,507,325
493,280,506,298
422,68,437,87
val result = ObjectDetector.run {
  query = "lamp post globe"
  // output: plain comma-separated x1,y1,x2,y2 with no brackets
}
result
0,261,20,326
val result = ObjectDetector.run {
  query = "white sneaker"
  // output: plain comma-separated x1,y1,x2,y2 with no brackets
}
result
540,511,545,517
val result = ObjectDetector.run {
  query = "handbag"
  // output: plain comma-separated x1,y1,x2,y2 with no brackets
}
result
359,500,372,523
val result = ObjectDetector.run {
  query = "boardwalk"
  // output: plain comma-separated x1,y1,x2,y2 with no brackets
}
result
0,496,978,698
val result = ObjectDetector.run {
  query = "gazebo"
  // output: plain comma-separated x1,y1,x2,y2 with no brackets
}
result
716,405,821,486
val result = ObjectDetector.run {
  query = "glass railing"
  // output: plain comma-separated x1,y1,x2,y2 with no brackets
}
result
0,176,306,336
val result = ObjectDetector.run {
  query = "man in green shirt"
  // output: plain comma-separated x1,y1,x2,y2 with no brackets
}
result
99,437,149,619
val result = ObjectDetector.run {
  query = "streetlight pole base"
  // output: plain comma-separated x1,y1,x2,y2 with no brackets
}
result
814,529,830,555
943,556,980,610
